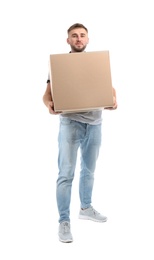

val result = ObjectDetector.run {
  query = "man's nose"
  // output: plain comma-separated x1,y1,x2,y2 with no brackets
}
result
77,36,81,41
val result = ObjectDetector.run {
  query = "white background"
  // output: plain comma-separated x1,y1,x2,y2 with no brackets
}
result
0,0,154,259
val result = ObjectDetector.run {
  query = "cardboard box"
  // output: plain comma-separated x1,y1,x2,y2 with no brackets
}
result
49,51,114,113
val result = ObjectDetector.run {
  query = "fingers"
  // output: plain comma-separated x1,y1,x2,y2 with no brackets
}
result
104,101,117,110
48,101,62,114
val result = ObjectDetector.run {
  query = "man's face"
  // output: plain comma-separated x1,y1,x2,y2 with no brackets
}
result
67,28,89,52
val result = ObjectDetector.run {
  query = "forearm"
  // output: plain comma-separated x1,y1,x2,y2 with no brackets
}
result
105,87,117,110
43,93,52,107
112,87,116,98
42,83,53,107
112,87,117,109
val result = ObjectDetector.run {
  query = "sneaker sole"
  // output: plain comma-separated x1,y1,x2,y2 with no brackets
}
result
79,215,107,222
59,238,73,243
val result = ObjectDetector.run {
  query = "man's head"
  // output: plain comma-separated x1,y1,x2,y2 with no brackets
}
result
67,23,89,53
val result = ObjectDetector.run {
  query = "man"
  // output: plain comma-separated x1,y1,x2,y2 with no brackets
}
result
43,23,117,243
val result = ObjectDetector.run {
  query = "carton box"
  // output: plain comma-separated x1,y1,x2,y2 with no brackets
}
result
49,51,114,113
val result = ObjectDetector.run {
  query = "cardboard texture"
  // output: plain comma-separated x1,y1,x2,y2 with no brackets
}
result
49,51,114,113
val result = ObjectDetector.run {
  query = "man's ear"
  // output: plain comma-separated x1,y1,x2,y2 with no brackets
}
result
66,38,70,44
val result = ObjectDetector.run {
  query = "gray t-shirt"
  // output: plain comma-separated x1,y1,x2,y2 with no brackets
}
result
60,110,103,125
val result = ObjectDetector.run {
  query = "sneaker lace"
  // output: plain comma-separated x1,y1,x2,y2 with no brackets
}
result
91,206,100,215
63,222,70,233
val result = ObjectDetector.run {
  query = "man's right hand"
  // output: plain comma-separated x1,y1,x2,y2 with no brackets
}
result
48,101,62,115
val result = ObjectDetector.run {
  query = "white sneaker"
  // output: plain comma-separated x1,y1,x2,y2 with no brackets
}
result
58,221,73,243
79,206,107,222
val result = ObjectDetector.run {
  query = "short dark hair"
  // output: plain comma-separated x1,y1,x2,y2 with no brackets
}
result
67,23,88,34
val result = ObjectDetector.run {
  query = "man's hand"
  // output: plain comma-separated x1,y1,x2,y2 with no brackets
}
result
47,101,62,115
105,96,118,110
104,87,118,110
43,83,62,114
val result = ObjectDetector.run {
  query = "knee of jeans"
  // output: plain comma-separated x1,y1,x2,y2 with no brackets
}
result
57,173,74,186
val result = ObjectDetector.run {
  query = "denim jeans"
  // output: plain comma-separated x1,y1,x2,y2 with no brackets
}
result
56,117,102,223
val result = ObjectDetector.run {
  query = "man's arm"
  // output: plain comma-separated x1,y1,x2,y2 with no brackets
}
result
42,82,61,114
105,87,118,110
112,87,117,108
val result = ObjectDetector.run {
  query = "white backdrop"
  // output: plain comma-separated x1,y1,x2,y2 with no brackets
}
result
0,0,154,259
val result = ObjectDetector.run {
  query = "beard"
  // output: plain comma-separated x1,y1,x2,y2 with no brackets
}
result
71,44,87,52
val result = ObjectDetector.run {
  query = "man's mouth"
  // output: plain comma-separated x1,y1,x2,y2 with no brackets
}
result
76,43,82,47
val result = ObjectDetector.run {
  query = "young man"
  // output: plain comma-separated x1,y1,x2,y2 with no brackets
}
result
43,23,117,243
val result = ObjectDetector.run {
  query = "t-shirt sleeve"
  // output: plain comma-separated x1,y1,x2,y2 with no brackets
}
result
46,72,50,83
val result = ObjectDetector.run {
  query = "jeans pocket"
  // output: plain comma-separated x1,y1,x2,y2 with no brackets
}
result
60,117,72,125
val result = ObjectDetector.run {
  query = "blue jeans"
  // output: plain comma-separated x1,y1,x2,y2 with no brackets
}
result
56,117,102,223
